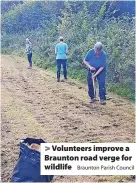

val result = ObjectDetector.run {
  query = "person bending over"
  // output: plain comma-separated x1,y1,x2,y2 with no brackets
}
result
83,42,107,105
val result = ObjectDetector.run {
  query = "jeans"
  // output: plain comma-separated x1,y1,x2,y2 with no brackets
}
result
27,53,32,67
56,59,67,79
87,69,106,100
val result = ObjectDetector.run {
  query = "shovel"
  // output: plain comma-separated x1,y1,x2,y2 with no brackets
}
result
92,72,96,99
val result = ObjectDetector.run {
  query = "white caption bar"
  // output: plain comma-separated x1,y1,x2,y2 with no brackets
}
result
41,143,136,175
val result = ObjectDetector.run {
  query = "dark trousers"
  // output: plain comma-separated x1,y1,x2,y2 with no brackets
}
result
56,59,67,79
27,53,32,67
87,70,106,100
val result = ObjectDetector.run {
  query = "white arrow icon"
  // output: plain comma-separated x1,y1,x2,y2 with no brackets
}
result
45,146,50,151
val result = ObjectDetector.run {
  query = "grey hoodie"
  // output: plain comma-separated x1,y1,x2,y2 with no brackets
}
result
25,43,32,54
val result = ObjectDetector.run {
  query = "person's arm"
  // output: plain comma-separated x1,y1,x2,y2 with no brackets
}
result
66,44,68,55
66,47,68,55
25,47,27,53
83,60,96,71
29,43,32,53
55,45,57,55
83,50,96,71
93,67,104,78
25,45,29,53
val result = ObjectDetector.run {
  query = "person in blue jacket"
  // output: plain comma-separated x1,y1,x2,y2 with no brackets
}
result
83,42,107,105
55,37,68,82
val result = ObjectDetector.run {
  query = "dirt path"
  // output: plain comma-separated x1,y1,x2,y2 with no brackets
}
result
1,55,135,182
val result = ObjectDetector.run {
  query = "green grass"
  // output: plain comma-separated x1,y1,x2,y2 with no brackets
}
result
107,84,135,101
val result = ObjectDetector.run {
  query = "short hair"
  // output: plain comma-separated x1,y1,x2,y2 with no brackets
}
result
94,42,103,51
59,36,64,41
26,38,29,42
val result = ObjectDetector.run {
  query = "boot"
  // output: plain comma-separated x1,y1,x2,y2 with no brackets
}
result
90,98,97,103
100,100,106,105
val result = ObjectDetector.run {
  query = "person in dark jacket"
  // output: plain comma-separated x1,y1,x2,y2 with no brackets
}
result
83,42,107,105
25,38,32,69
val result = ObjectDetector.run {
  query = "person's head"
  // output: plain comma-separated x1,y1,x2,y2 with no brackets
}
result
94,42,103,54
26,38,30,44
59,36,64,42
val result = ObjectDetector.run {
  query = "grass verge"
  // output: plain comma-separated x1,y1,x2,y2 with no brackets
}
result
2,50,135,101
